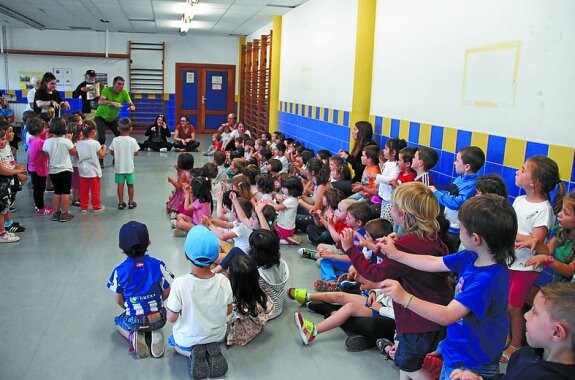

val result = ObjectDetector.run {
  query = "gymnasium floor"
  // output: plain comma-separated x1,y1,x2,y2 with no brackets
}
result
0,134,399,380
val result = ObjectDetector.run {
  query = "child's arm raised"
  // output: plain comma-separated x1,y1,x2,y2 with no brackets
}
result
381,279,469,326
229,192,251,225
252,199,270,231
378,236,449,272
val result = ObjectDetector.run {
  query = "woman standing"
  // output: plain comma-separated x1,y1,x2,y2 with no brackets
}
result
34,72,71,116
338,121,377,183
172,115,200,152
142,114,173,152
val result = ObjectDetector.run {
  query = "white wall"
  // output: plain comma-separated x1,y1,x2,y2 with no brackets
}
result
279,0,357,111
247,22,272,43
1,28,239,94
371,0,575,147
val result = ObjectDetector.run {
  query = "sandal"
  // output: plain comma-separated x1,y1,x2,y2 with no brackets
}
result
500,344,519,363
128,202,137,209
287,288,308,304
376,338,394,359
118,202,127,210
294,312,316,345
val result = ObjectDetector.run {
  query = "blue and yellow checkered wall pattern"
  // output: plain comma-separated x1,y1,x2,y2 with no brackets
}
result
278,101,575,199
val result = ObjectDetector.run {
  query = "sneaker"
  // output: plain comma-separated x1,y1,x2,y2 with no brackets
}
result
130,331,149,359
345,335,375,352
339,280,362,294
92,206,106,213
59,213,75,222
171,219,177,229
80,209,88,214
128,202,137,209
5,222,25,233
0,232,19,243
150,329,165,358
313,279,338,292
46,187,54,192
287,288,308,304
307,301,340,317
294,312,316,345
52,211,61,221
169,211,177,220
298,248,318,260
71,201,81,207
118,202,127,210
205,342,228,378
190,344,209,380
173,228,187,237
36,207,54,216
159,147,168,153
336,273,348,284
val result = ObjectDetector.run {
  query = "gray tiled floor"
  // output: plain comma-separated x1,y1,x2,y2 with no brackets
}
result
0,134,399,380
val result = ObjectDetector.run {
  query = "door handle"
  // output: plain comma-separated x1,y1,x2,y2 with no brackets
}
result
202,96,207,104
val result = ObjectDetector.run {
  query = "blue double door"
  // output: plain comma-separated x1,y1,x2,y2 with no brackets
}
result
176,63,235,133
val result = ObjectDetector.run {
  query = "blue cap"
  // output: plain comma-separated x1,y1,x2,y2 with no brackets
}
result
119,221,149,253
184,225,219,267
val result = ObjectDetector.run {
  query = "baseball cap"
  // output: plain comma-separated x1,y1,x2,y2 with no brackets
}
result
85,70,96,77
119,221,149,253
184,225,219,267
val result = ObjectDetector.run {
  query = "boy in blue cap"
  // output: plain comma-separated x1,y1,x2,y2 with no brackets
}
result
166,225,233,380
107,220,173,359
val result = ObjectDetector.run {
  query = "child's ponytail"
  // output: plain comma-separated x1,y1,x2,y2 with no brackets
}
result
528,156,565,214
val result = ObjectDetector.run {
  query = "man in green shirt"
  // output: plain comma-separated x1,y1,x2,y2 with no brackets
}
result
94,76,136,146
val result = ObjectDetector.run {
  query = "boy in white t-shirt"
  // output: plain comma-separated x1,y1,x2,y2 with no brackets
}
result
166,225,232,379
109,118,139,210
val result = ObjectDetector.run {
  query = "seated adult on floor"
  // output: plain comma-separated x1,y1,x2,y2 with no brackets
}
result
224,121,251,151
141,114,173,152
173,115,199,152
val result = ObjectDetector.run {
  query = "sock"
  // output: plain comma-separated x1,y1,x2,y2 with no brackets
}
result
305,293,311,302
312,326,318,337
5,220,13,228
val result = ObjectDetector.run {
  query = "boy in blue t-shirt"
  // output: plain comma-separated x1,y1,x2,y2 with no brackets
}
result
107,220,173,359
379,194,517,379
430,146,485,253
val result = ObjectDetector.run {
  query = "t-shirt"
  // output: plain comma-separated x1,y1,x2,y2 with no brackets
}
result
376,161,400,201
191,200,211,226
510,196,554,271
33,88,64,114
396,170,416,185
492,347,575,380
0,145,15,169
27,137,48,176
414,172,434,186
258,258,290,320
439,250,509,368
26,88,36,112
94,86,132,122
76,139,102,178
107,255,173,316
109,135,139,174
276,196,298,230
231,221,253,252
166,273,232,347
276,155,289,174
42,136,74,174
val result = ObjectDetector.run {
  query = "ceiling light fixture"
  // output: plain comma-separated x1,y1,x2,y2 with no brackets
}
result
0,4,44,29
179,0,198,35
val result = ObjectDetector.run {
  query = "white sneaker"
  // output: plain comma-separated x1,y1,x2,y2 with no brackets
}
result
150,330,165,358
0,232,20,243
171,219,177,228
159,148,168,153
131,331,149,359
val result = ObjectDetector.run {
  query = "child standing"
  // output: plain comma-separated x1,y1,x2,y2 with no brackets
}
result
25,118,53,215
265,176,303,245
226,255,273,346
375,138,405,223
42,117,77,222
344,182,453,379
166,226,232,379
503,156,565,362
380,194,517,379
431,146,485,253
107,221,173,359
76,120,106,213
412,146,439,186
67,122,82,207
109,117,140,210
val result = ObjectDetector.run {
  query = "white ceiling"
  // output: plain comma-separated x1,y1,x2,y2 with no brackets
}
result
0,0,307,36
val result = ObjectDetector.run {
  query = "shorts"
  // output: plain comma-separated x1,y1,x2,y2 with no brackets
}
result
364,300,381,318
168,334,192,354
49,171,72,195
274,225,295,239
115,172,136,185
114,308,166,332
395,330,446,372
508,270,540,308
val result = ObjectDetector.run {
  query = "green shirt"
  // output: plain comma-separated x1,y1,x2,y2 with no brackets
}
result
94,86,132,122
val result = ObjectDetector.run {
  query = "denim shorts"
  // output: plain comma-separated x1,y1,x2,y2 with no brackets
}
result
394,330,446,372
114,308,166,332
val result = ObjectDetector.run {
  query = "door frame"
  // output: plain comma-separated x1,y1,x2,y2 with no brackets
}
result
175,63,236,133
